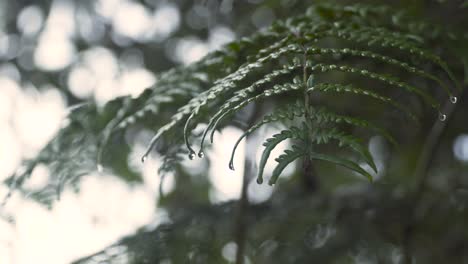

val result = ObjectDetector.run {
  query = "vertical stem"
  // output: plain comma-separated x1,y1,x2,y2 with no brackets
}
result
234,107,259,264
303,49,310,121
234,156,251,264
301,46,319,192
402,88,464,264
302,156,319,192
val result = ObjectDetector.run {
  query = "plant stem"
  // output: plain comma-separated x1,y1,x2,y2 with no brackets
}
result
301,46,319,192
302,47,310,122
402,88,464,264
234,156,251,264
234,107,259,264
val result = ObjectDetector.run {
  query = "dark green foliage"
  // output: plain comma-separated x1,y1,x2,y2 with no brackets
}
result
73,182,468,264
135,3,459,187
257,128,304,184
5,3,463,204
2,1,468,264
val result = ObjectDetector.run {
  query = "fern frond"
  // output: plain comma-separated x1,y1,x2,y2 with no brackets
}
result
143,45,302,160
194,63,302,153
310,127,377,173
268,145,307,186
200,81,302,155
4,106,100,205
308,106,397,146
307,151,373,182
302,47,452,97
307,83,417,121
257,127,304,184
97,97,133,170
229,102,305,170
302,25,460,90
9,3,463,203
261,129,373,186
256,123,376,185
305,23,424,49
310,63,440,109
255,35,294,60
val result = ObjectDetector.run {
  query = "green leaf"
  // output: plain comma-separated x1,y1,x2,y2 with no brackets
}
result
144,44,301,159
268,145,307,185
308,106,397,146
308,152,373,182
311,127,377,173
300,47,453,97
307,83,417,121
197,66,302,153
205,81,302,150
257,127,303,184
310,63,440,109
229,102,304,171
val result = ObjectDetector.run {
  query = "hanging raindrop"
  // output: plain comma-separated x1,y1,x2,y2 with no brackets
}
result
438,112,447,121
228,162,235,171
141,155,147,163
188,152,196,160
450,96,458,104
97,164,103,173
256,178,263,184
198,151,205,158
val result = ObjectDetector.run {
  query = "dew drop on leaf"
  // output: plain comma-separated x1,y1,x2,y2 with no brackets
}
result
450,96,457,104
438,112,447,121
188,152,196,160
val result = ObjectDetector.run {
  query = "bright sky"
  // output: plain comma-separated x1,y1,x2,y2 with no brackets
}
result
1,0,467,263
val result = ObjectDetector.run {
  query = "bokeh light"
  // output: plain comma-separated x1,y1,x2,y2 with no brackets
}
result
17,6,44,36
454,134,468,162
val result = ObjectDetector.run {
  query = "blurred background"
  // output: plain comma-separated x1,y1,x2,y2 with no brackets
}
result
0,0,467,263
0,1,309,263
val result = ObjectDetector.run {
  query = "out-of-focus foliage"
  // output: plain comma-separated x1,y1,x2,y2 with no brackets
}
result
2,0,468,263
74,182,468,264
6,2,465,203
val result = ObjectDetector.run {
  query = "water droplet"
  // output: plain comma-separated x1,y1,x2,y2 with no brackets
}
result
438,112,446,121
256,178,263,184
450,96,457,104
198,151,205,158
97,164,103,173
141,155,147,163
228,162,235,171
188,152,196,160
